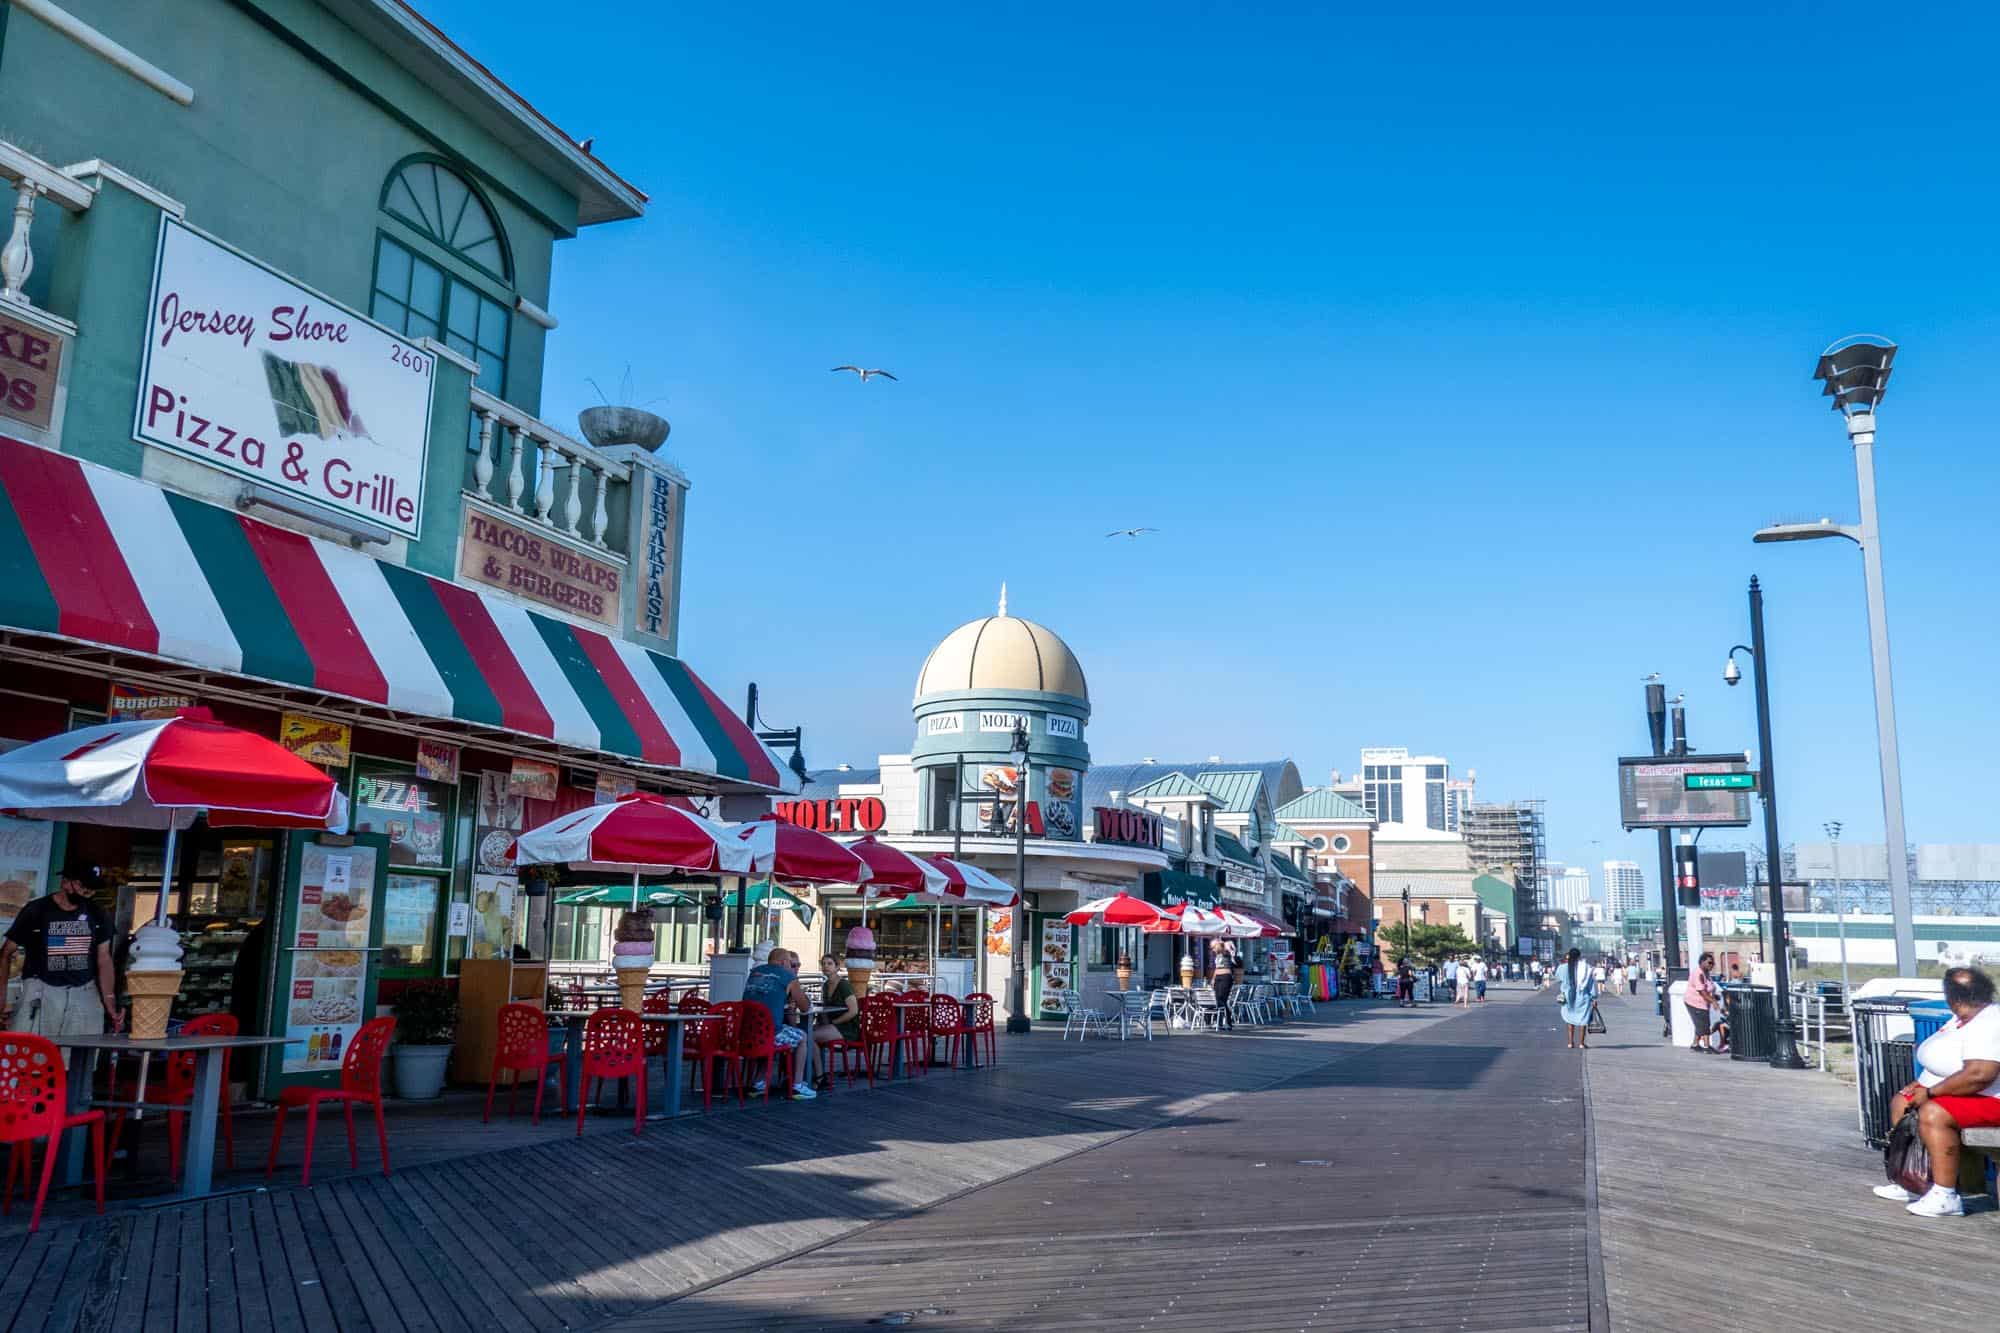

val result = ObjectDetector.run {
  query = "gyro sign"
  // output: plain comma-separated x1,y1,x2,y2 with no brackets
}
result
134,217,433,536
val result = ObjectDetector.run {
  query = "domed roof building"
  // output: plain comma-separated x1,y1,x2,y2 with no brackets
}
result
913,590,1089,704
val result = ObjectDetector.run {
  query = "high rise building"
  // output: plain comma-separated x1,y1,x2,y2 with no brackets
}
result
1352,747,1455,834
1461,800,1547,932
1542,864,1592,915
1444,776,1477,833
1603,860,1646,919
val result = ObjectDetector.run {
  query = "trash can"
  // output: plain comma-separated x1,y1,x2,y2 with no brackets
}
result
1726,984,1776,1060
1910,1000,1952,1058
1853,997,1918,1148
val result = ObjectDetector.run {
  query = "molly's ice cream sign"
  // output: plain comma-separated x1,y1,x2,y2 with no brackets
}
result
134,217,433,537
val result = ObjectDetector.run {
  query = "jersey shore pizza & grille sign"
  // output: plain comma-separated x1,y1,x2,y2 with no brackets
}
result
458,505,622,628
134,216,433,537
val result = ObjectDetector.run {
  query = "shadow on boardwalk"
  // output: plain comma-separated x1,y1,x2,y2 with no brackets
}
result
0,999,1453,1332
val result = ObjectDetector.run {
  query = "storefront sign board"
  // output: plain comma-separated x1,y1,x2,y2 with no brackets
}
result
507,758,558,802
107,683,195,720
1038,918,1072,1015
457,506,622,628
774,796,886,834
1045,715,1080,740
414,739,459,783
279,712,350,767
594,771,637,804
135,216,433,536
0,306,65,433
282,839,379,1075
0,815,54,934
923,714,964,735
977,711,1028,734
1092,805,1164,849
634,471,677,640
1043,768,1079,839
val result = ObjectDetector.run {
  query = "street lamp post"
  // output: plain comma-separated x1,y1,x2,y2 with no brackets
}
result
1826,820,1851,1001
1754,335,1915,975
1726,576,1807,1070
1006,721,1032,1034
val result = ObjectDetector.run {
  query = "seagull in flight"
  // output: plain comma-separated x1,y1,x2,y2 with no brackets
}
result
829,366,898,383
1105,527,1159,539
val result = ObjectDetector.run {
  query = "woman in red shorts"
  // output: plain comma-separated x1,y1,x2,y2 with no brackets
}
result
1874,966,2000,1217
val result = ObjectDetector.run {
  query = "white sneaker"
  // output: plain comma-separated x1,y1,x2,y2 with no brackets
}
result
789,1083,817,1100
1872,1183,1917,1202
1906,1187,1964,1218
750,1079,768,1096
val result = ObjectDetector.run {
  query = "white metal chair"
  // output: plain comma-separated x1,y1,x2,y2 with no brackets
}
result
1058,990,1110,1040
1113,988,1154,1041
1188,985,1225,1031
1146,987,1175,1032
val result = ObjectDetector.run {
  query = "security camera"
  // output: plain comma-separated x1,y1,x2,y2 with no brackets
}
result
1723,658,1741,687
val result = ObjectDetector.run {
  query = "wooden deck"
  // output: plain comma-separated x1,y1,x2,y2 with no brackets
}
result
0,996,1460,1332
637,989,1594,1332
1588,984,1999,1333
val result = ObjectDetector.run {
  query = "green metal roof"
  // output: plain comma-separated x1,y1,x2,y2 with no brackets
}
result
1470,873,1516,918
1214,830,1260,868
1272,852,1311,883
1276,788,1372,823
1126,771,1217,800
1192,771,1263,813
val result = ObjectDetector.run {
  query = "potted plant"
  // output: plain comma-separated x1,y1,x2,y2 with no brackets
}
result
390,980,460,1100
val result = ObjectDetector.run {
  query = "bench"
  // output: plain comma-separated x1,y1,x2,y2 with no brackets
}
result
1962,1127,2000,1199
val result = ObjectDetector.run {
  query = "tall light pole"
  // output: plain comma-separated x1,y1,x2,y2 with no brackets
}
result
1005,720,1032,1034
1726,576,1807,1069
1754,335,1915,975
1825,820,1851,1000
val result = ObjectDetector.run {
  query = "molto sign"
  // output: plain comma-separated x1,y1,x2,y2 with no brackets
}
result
0,307,64,432
1093,806,1163,850
459,507,622,628
978,711,1028,734
135,217,433,536
774,797,886,834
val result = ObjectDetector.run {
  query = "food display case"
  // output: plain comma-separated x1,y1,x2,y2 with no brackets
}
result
117,835,277,1019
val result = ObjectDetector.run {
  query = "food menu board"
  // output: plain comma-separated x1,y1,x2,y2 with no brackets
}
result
0,815,54,936
1039,918,1072,1015
282,840,380,1077
468,873,516,961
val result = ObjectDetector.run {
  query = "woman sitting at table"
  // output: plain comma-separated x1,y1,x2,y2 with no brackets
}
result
813,954,860,1090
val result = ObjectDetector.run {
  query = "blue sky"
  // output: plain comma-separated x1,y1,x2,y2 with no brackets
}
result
431,2,1999,894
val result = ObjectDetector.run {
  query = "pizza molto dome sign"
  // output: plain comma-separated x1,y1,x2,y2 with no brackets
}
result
909,602,1091,840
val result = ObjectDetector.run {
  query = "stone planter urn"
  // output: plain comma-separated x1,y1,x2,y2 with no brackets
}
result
578,406,669,451
392,1044,453,1100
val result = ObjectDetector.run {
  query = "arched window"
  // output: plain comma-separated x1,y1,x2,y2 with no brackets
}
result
379,157,511,282
371,157,513,414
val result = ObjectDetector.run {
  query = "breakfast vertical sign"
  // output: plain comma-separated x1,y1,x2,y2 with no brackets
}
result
134,216,434,537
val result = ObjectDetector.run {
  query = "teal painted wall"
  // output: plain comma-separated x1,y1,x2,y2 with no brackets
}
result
1,0,593,569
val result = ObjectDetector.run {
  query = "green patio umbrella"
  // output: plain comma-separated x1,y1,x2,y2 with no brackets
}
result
553,886,699,909
741,879,816,931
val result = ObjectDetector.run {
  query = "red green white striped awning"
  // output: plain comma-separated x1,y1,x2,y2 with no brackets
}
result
0,434,794,792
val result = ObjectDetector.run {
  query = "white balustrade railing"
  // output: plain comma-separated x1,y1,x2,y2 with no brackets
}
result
0,141,96,307
468,387,628,550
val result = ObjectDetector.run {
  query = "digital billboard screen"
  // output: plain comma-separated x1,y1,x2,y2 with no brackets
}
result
1617,755,1754,830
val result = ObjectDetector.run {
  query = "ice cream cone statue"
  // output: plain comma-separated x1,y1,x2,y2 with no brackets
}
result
1179,952,1196,989
1115,952,1133,991
612,906,656,1011
126,924,184,1040
845,924,876,998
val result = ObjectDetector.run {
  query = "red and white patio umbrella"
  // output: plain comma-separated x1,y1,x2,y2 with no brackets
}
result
923,855,1020,908
846,837,949,899
725,814,872,886
1144,903,1229,935
510,794,750,876
1065,893,1169,928
0,711,346,928
1219,908,1284,939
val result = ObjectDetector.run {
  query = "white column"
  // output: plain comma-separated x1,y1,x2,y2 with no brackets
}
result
505,425,528,512
472,406,495,494
589,469,611,548
561,458,585,538
0,179,37,304
532,435,556,521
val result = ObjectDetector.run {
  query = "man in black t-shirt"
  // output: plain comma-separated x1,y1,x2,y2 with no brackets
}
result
1,861,121,1037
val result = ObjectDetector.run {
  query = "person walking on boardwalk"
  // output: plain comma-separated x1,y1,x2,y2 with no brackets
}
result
1212,940,1240,1030
1395,956,1416,1007
1557,947,1598,1050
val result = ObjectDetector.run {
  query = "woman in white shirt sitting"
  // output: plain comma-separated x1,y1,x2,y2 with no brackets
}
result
1874,966,2000,1217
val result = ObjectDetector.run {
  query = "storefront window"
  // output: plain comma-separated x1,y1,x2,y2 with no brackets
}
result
826,906,978,975
381,873,440,970
351,762,452,869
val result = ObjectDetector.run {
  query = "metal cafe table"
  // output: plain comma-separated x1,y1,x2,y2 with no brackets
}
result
53,1031,293,1201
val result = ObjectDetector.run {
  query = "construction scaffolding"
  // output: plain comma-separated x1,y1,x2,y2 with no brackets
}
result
1462,800,1548,934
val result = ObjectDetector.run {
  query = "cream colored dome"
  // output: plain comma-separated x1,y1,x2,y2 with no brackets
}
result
914,595,1088,703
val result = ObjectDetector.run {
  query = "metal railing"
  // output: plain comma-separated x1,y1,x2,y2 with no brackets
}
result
468,387,629,550
0,140,95,307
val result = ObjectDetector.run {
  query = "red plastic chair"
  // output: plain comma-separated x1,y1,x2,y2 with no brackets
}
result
642,993,674,1061
0,1033,104,1232
576,1008,646,1136
895,995,932,1077
110,1011,239,1177
965,992,998,1066
484,1004,557,1125
929,995,976,1070
265,1015,395,1187
692,1002,740,1112
734,1003,795,1103
823,1000,893,1088
677,991,709,1014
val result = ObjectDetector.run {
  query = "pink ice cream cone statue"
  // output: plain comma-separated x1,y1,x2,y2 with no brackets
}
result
613,907,655,1012
845,924,876,997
